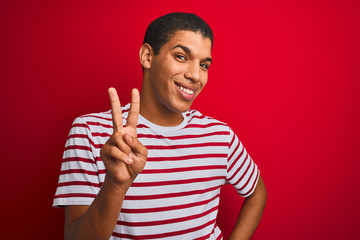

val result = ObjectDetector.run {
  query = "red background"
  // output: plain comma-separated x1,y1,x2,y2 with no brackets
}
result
1,0,360,239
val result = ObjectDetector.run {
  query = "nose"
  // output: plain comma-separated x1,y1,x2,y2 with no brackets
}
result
184,62,201,83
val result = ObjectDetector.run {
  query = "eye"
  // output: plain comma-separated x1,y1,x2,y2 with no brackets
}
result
175,55,187,61
200,63,210,70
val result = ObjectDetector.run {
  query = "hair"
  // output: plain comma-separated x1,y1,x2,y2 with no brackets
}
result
143,12,213,55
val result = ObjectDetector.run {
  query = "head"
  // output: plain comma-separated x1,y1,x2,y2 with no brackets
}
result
139,13,213,124
143,12,213,55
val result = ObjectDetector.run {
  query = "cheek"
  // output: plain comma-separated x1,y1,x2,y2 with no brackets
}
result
164,57,184,75
168,65,183,77
157,61,181,81
195,79,208,98
200,74,208,88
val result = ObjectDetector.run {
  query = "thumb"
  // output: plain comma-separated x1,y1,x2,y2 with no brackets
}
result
123,134,148,157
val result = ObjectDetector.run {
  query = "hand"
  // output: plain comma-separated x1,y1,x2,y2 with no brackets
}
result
100,87,148,186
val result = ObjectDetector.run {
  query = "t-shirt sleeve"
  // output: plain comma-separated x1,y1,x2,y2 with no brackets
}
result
53,117,101,207
226,128,260,197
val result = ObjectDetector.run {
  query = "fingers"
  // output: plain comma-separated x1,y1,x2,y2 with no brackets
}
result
101,133,134,164
123,134,148,158
126,88,140,129
108,87,123,132
101,143,134,164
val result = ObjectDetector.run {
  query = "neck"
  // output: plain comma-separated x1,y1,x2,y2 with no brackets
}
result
139,91,184,127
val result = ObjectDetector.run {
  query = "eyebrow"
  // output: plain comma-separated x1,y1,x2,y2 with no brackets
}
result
172,44,212,63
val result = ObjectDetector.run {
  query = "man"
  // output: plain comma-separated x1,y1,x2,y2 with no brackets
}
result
53,12,267,239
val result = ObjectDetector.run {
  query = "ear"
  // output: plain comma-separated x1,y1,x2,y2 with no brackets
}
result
139,43,153,70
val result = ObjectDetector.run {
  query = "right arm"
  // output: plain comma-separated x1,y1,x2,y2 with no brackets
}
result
64,88,147,240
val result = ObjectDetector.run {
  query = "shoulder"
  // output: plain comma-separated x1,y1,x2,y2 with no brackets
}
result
186,109,230,130
75,110,113,128
73,103,131,129
70,103,131,136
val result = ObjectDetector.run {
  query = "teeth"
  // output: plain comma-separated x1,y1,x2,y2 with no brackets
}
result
178,85,194,95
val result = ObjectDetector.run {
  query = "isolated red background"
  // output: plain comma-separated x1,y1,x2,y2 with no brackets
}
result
1,0,359,239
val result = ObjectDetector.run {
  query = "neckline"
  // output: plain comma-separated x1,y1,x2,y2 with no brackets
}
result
138,112,188,132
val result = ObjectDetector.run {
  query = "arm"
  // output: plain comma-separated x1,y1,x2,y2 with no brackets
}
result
64,177,131,240
64,88,148,240
228,175,267,240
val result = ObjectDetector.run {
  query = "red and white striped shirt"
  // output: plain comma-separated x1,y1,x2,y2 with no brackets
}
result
53,104,260,239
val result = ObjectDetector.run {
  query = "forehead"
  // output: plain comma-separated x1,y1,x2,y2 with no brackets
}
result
162,30,212,56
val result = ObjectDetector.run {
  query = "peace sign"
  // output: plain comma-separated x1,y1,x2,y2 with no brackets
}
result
100,88,148,186
109,87,139,135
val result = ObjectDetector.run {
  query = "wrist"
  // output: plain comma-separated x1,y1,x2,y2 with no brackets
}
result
103,174,134,192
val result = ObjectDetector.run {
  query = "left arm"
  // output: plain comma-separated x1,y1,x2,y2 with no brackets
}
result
228,175,267,240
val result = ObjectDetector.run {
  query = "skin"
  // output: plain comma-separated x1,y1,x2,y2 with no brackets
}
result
64,30,267,240
64,88,147,240
229,176,267,240
139,30,212,126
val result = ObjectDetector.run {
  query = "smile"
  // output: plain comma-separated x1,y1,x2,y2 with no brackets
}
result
175,83,195,95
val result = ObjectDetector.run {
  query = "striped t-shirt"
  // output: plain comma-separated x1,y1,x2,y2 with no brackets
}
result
53,104,260,239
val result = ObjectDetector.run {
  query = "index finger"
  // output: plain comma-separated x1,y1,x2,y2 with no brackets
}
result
108,87,123,132
126,88,140,129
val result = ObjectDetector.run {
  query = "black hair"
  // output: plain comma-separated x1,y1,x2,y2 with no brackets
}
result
143,12,213,55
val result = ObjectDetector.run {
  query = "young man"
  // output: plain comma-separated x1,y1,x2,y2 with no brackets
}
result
53,12,267,240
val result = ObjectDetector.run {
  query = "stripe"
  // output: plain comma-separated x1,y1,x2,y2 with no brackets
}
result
148,153,227,162
95,154,227,163
184,122,227,129
112,218,216,239
72,123,90,130
146,142,228,150
138,131,229,140
85,122,151,130
185,110,195,117
58,181,100,188
121,194,219,214
228,145,245,172
194,221,220,240
86,121,112,129
71,131,229,141
236,162,256,191
187,114,210,122
215,223,223,240
137,124,150,129
54,193,97,199
64,145,92,152
68,134,89,139
77,142,227,151
131,176,225,187
194,233,211,240
227,153,249,182
67,134,97,148
92,132,111,137
124,185,221,200
118,205,218,227
62,157,94,164
233,157,253,187
82,114,112,121
141,165,226,174
240,170,259,197
228,137,240,165
228,133,236,154
60,169,101,176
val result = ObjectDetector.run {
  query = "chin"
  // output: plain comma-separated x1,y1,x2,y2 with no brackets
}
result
168,102,192,113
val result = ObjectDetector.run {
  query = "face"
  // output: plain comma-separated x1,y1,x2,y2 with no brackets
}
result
144,30,212,115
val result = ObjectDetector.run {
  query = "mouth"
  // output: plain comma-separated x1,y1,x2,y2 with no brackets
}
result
174,82,195,95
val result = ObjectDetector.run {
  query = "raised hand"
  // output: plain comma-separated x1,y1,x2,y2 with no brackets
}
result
100,87,148,186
